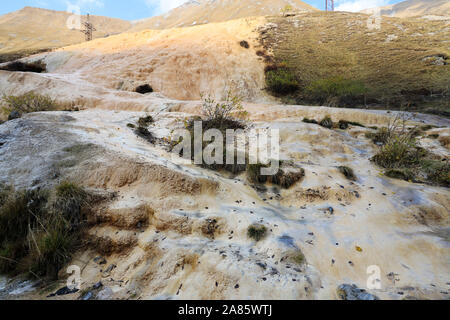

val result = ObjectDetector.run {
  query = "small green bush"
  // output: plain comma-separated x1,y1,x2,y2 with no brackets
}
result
319,116,333,129
420,159,450,187
247,163,304,189
266,68,299,95
239,40,250,49
199,91,247,130
180,92,247,174
136,126,155,143
137,115,154,127
1,92,59,118
302,118,318,124
372,136,424,169
247,224,267,242
288,250,306,265
338,166,357,181
385,169,416,182
365,127,391,145
0,182,92,279
339,120,365,129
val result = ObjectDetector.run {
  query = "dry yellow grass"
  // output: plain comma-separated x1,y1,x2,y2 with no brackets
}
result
259,11,450,113
0,7,131,57
130,0,317,32
361,0,450,18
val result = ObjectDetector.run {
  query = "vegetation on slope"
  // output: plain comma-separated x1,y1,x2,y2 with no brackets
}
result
0,182,93,279
259,12,450,115
369,116,449,187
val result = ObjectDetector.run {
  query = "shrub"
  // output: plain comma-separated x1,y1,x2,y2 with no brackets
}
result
1,92,59,118
385,169,416,182
372,136,423,169
302,118,318,124
247,224,267,242
176,93,248,174
136,126,155,143
0,182,93,279
365,127,391,145
306,77,367,106
339,120,365,129
287,250,306,265
338,166,357,181
247,163,304,189
420,159,450,187
319,116,333,129
133,115,155,143
135,84,153,94
138,115,154,127
0,60,46,73
370,115,449,187
239,40,250,49
199,91,247,130
266,68,299,95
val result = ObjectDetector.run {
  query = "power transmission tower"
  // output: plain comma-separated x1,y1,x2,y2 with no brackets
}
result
325,0,335,11
81,14,96,41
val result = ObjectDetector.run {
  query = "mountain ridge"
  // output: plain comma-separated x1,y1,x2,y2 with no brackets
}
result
130,0,318,31
0,6,131,55
361,0,450,18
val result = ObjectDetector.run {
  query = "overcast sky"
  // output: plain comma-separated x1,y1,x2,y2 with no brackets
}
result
0,0,399,21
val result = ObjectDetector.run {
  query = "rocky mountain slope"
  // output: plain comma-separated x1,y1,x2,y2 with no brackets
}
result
130,0,317,31
0,104,449,300
361,0,450,18
3,11,447,110
0,5,449,301
0,7,131,57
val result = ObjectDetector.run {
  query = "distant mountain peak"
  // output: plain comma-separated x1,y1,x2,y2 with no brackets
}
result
130,0,318,32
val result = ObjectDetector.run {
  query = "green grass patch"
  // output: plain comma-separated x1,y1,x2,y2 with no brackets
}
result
365,127,391,145
0,182,94,279
247,224,267,242
305,77,367,107
265,68,299,95
371,123,449,187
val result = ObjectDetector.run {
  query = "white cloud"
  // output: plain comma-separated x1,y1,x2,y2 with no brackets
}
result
335,0,390,12
64,0,105,10
144,0,188,14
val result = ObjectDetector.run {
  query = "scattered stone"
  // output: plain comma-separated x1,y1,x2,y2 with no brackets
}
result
8,110,20,121
81,291,93,300
337,284,379,300
94,256,107,265
47,286,79,298
93,282,103,290
96,287,113,300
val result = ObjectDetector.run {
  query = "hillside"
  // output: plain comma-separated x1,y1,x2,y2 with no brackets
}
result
361,0,450,18
0,7,449,301
1,11,447,113
0,7,131,58
261,11,449,114
130,0,317,31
